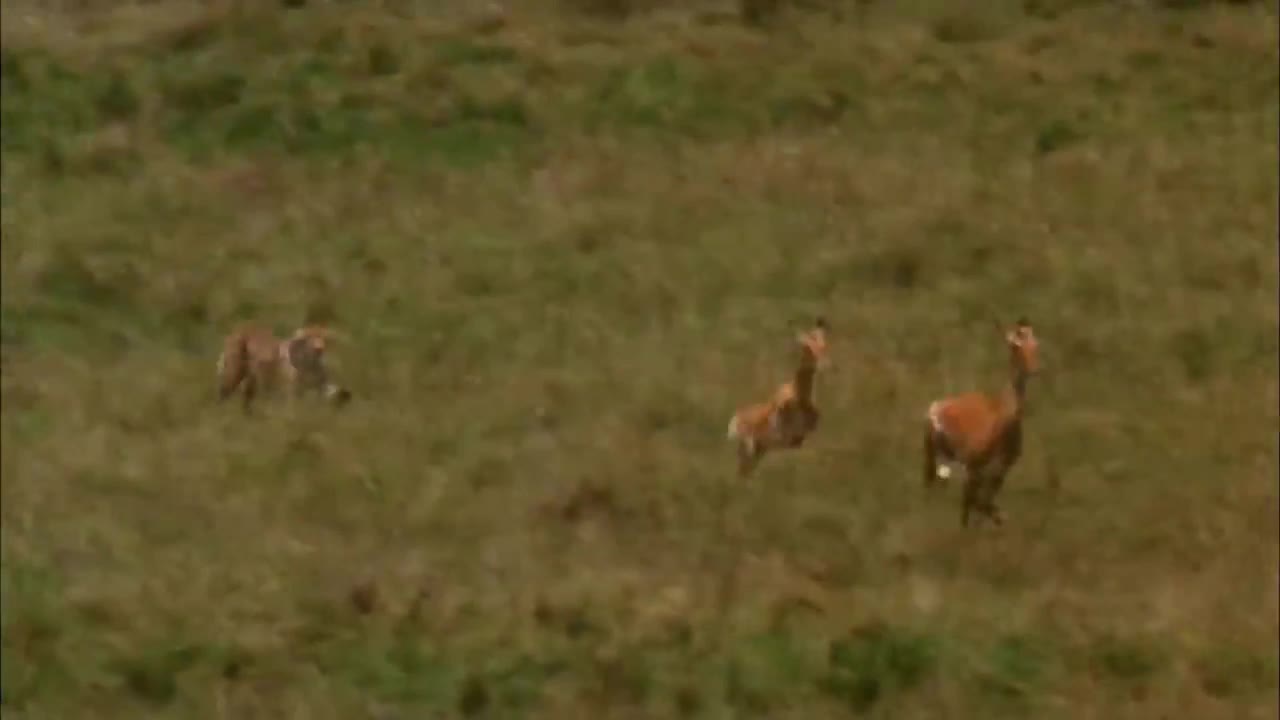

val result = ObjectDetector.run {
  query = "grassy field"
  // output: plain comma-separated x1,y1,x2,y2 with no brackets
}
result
2,1,1278,717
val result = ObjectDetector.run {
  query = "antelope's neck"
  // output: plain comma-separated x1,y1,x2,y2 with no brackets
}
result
999,370,1028,421
794,364,818,407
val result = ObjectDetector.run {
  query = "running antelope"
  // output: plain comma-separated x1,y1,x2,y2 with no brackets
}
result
216,323,352,414
923,318,1040,528
726,317,831,477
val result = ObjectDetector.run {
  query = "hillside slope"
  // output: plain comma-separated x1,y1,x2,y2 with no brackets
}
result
2,2,1278,718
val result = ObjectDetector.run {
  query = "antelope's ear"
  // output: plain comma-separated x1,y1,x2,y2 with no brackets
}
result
814,316,828,332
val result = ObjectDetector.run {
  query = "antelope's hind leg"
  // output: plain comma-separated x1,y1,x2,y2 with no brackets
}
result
923,421,939,488
737,438,763,477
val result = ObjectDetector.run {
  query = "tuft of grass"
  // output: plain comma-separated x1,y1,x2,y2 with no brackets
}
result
725,628,815,712
975,633,1051,704
819,621,938,713
1086,633,1167,691
1195,646,1280,699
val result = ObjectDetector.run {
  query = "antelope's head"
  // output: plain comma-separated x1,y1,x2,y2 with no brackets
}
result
1005,317,1040,377
293,325,336,354
795,316,831,371
288,325,346,373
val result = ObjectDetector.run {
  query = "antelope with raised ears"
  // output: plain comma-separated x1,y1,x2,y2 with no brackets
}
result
923,318,1041,528
726,317,831,478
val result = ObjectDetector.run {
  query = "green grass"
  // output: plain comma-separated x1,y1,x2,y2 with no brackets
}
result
2,1,1278,718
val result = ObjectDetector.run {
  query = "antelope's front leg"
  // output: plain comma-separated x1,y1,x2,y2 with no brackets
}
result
770,405,802,449
737,438,763,477
294,368,328,403
980,473,1007,526
324,383,352,407
788,406,820,448
986,504,1005,526
802,405,820,435
241,376,258,415
961,471,983,528
286,375,308,405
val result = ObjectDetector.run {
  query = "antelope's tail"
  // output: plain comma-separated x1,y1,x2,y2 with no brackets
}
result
923,416,939,488
726,414,741,441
